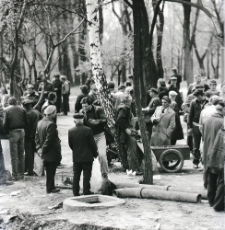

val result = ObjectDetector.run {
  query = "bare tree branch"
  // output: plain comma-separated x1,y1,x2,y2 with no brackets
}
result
164,0,222,36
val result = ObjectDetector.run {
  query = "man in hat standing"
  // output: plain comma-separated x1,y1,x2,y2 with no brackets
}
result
35,105,61,193
142,88,161,140
68,113,98,196
23,99,42,176
170,68,182,90
52,74,62,114
188,89,206,168
168,76,183,111
3,97,27,180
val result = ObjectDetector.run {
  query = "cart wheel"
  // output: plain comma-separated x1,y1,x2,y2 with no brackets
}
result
159,149,184,173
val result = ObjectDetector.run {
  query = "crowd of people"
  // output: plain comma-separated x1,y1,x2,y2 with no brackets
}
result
0,67,224,211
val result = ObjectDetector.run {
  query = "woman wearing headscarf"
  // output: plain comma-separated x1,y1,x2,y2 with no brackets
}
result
150,96,176,146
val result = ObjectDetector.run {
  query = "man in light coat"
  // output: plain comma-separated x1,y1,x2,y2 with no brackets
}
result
150,96,175,146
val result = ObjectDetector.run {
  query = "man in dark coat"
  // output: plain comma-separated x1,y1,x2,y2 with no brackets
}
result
116,94,142,174
202,100,224,188
35,106,61,194
68,113,98,196
207,126,224,211
142,88,161,140
170,68,182,90
52,74,62,113
23,99,42,176
188,89,205,168
168,76,183,111
3,97,27,180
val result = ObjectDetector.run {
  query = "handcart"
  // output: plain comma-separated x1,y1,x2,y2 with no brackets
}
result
151,145,190,173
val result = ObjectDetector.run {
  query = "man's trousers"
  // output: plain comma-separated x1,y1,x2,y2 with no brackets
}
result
94,132,108,178
24,137,36,175
45,161,57,193
9,130,25,179
124,135,140,171
192,124,201,165
73,162,93,196
62,94,69,115
207,171,224,211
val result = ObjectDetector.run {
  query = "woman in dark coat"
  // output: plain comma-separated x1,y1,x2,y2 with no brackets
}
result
169,91,184,145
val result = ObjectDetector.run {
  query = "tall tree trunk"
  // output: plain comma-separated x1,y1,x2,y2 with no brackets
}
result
182,0,193,85
98,0,104,45
152,0,165,79
85,0,115,132
78,0,87,84
133,0,153,185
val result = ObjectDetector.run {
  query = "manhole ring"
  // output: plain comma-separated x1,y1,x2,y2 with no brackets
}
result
63,195,125,211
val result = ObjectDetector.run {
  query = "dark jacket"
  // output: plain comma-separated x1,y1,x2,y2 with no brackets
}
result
170,101,184,141
35,117,61,162
25,109,43,139
52,79,62,95
83,106,107,136
188,98,205,128
116,103,132,144
75,93,88,113
68,124,98,162
157,86,168,100
3,106,27,132
207,127,224,174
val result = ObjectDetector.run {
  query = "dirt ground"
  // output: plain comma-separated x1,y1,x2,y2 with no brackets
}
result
0,84,224,230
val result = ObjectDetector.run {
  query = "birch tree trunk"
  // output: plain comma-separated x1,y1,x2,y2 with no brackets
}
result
85,0,115,132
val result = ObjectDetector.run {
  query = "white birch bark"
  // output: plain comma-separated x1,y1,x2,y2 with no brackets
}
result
86,0,115,130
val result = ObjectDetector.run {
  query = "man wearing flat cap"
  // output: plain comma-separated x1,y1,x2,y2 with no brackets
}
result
142,88,161,140
170,68,182,90
68,113,98,196
3,97,27,181
35,105,61,194
23,99,42,176
188,89,207,168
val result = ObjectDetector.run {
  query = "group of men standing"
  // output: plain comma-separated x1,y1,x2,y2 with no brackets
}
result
0,69,224,210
